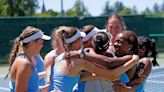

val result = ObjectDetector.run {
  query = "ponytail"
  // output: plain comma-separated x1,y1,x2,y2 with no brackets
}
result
5,37,21,79
60,30,71,65
150,38,159,66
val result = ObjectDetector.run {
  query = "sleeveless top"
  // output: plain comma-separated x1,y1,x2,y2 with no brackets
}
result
135,81,145,92
9,54,39,92
120,73,130,84
49,50,58,91
51,54,80,92
35,54,46,86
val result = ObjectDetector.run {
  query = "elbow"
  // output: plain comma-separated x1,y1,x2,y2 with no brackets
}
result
107,71,120,81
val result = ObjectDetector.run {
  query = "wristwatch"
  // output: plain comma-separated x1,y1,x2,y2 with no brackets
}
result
80,48,85,58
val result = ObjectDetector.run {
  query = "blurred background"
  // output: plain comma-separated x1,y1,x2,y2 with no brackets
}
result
0,0,163,91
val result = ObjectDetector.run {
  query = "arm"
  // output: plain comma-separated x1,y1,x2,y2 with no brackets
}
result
115,58,152,92
84,52,133,69
79,72,100,82
78,55,139,81
44,52,54,84
128,58,152,86
15,59,33,92
69,50,133,69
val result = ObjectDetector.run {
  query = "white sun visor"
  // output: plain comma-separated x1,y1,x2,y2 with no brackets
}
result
82,27,102,42
22,31,51,43
66,29,86,44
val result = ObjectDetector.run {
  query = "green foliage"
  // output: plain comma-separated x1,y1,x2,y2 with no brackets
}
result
153,3,160,13
101,1,113,16
145,12,164,17
0,0,39,16
66,9,77,16
132,6,138,14
142,8,153,15
118,8,132,15
113,1,125,13
65,0,91,17
34,9,60,17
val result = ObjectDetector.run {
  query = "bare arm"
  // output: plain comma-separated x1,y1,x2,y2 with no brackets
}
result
84,52,133,69
44,52,54,84
77,55,139,81
127,58,152,88
114,58,152,92
69,50,133,69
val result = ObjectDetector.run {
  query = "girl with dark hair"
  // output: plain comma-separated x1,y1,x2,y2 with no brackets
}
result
6,26,51,92
138,37,159,66
113,36,152,92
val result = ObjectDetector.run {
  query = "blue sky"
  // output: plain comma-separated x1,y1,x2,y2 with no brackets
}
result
38,0,163,16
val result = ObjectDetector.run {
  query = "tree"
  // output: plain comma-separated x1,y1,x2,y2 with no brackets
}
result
142,7,152,15
0,0,39,16
118,8,132,15
0,0,8,16
161,0,164,12
132,6,138,14
35,9,60,17
101,1,113,16
65,0,91,16
113,1,125,13
153,3,160,13
24,0,39,16
42,0,46,13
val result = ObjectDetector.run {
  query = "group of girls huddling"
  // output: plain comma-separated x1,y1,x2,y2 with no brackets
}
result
6,14,157,92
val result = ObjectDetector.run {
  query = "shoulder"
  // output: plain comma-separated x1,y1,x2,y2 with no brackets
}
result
16,57,31,66
44,50,56,61
15,57,33,73
139,57,151,64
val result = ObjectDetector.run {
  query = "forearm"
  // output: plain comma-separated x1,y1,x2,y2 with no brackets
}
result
111,58,137,78
84,52,132,69
127,83,141,92
45,66,51,84
108,55,132,68
69,50,132,69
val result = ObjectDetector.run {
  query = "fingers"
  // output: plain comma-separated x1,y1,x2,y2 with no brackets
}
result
138,69,146,78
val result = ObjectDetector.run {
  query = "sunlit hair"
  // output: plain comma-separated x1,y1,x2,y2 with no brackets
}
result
107,14,126,31
81,25,95,35
60,26,78,50
59,26,80,69
51,26,67,48
5,26,40,79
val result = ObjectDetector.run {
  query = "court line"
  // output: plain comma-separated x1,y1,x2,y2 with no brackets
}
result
146,80,164,84
148,74,164,78
0,87,10,91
